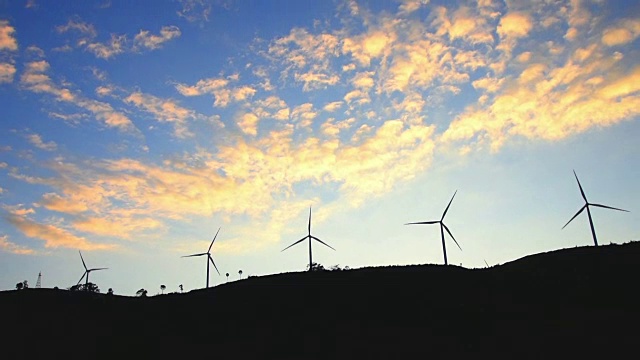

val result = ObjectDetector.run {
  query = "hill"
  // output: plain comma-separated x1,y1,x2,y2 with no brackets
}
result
3,242,640,359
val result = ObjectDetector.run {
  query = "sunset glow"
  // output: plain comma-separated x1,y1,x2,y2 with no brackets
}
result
1,0,638,294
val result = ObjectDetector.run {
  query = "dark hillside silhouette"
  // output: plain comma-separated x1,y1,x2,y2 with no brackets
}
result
3,242,640,359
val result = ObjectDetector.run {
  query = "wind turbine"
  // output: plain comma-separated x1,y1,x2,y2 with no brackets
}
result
182,227,221,288
282,207,335,271
562,170,629,246
405,190,462,265
76,251,108,286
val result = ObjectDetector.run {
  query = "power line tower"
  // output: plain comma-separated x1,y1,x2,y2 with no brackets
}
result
35,272,42,288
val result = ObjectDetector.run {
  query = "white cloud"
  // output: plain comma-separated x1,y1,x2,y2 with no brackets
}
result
21,60,136,132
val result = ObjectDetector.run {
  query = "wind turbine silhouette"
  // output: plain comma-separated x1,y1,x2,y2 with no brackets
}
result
405,191,462,265
282,207,335,271
76,250,108,286
182,227,221,288
562,170,629,246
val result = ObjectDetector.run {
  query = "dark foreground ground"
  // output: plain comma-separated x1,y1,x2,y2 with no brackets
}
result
2,242,640,359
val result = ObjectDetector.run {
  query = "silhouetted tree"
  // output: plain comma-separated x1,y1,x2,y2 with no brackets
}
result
329,264,342,271
307,262,325,271
179,284,183,293
22,280,28,289
238,270,243,279
136,288,148,297
107,288,114,295
160,284,166,294
15,282,23,290
83,282,100,293
226,273,229,282
68,282,99,292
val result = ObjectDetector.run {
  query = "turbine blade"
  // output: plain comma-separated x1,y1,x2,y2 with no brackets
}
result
209,255,221,275
441,190,458,220
90,267,108,271
562,205,586,229
208,227,221,252
311,236,336,251
79,250,88,271
573,170,588,202
281,236,307,252
405,221,440,225
442,223,462,251
590,203,630,213
182,252,208,258
308,206,312,236
76,272,86,286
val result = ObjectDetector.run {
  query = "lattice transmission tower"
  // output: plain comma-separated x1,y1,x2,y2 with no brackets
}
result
35,272,42,288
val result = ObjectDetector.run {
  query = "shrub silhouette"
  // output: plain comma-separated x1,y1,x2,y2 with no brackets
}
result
307,262,325,271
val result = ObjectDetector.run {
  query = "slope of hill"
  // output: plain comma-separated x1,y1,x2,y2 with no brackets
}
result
3,242,640,359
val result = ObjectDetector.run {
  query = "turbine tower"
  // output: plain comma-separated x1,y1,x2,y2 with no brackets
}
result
77,251,108,286
282,207,335,271
182,227,221,288
563,170,629,246
405,190,462,265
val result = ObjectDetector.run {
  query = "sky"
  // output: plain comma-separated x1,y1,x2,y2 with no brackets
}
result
0,0,639,295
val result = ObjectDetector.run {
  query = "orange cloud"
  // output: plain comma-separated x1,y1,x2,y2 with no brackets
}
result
0,20,18,50
7,212,116,250
443,49,640,151
0,63,16,83
0,235,35,255
134,25,181,50
125,92,195,138
601,19,640,47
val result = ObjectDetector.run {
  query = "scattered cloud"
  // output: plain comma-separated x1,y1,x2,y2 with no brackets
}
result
602,18,640,47
86,34,127,59
7,211,116,250
0,235,35,255
398,0,429,15
134,26,181,50
323,101,343,112
125,91,195,138
20,60,136,132
0,63,16,83
27,134,57,151
177,0,212,22
0,20,18,51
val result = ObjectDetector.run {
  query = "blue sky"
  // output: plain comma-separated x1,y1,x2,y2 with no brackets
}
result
0,0,639,294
